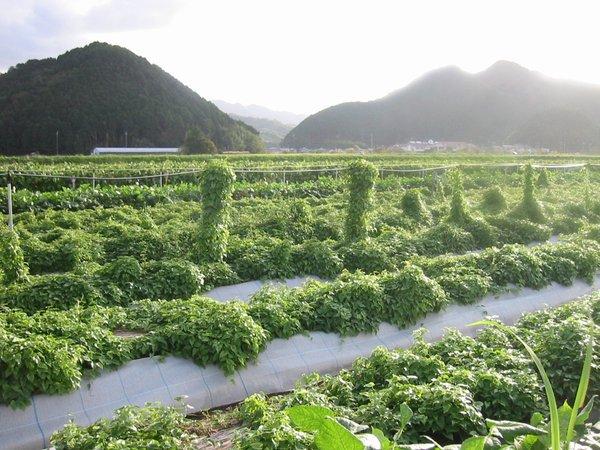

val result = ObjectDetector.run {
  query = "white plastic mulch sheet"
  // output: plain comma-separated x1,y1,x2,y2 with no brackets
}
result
1,275,599,450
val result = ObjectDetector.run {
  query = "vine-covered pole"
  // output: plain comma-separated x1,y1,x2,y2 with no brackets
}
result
344,160,378,241
6,171,13,230
196,161,236,263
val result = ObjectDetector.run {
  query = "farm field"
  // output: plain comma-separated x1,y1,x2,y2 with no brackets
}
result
0,154,598,449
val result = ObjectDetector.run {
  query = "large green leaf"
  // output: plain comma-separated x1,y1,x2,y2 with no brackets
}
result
486,419,546,442
286,405,335,433
313,417,365,450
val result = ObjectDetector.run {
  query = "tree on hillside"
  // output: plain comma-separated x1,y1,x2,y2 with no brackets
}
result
181,127,218,154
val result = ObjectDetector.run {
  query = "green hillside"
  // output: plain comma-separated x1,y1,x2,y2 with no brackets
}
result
283,61,600,151
0,42,263,154
229,114,293,147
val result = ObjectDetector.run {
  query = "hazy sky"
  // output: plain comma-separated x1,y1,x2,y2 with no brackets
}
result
2,0,600,115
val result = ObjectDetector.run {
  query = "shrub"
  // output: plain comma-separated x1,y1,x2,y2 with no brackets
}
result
292,239,343,278
433,266,492,304
142,259,204,300
489,216,552,244
127,297,268,374
513,164,545,223
0,273,105,312
196,162,235,263
480,187,507,213
340,239,396,274
379,264,448,327
248,286,311,339
536,167,550,188
96,256,143,290
303,271,385,336
551,214,585,234
345,160,378,241
198,261,240,290
477,245,547,289
358,380,485,442
461,216,499,248
103,226,173,262
0,329,83,407
415,222,476,255
22,230,102,274
348,346,446,391
51,404,197,450
447,170,470,224
0,229,29,284
401,189,431,223
230,236,295,280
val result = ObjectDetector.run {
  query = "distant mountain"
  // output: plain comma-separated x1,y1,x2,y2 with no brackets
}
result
0,42,263,154
228,114,293,147
283,61,600,151
214,100,306,126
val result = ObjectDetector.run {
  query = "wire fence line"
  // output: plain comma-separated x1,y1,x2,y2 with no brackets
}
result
1,162,593,230
1,161,591,183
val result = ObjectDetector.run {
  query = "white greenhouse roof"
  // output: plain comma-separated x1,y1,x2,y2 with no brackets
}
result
91,147,180,155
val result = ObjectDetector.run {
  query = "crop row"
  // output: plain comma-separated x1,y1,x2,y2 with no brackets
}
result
47,294,600,448
0,155,596,192
1,237,599,407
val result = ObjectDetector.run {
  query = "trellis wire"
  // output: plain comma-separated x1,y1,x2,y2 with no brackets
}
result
1,162,592,229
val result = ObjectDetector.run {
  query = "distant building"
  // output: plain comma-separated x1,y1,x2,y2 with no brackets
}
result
91,147,180,155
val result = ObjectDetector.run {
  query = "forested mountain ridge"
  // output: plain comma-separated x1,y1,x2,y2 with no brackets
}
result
227,114,293,147
214,100,306,126
283,61,600,151
0,42,263,154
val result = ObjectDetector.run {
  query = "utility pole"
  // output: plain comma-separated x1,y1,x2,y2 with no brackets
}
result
56,130,59,155
125,131,128,148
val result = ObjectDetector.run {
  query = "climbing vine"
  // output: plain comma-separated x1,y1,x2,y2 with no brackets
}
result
516,164,545,223
448,169,469,224
0,229,29,284
345,160,378,241
197,161,236,263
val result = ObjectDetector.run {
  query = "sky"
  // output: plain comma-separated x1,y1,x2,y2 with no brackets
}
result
2,0,600,115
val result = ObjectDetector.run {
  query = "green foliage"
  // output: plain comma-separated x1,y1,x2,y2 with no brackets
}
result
514,164,546,223
248,286,310,339
401,189,431,223
181,126,218,154
142,259,204,300
341,239,397,274
0,229,29,284
0,273,105,312
379,264,447,327
537,168,550,188
0,42,261,155
51,403,196,449
303,272,385,336
196,161,236,263
345,160,378,241
448,170,470,224
293,239,343,278
480,187,507,213
433,266,492,304
125,297,268,374
0,329,82,407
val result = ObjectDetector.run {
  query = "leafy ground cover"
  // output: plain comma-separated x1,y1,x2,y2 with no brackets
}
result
0,236,598,407
48,294,599,449
1,156,600,450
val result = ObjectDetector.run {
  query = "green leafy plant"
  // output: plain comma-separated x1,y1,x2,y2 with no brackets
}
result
196,161,236,263
345,160,378,241
468,319,595,450
0,228,29,284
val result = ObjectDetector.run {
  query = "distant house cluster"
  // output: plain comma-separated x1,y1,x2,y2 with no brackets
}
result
390,140,475,152
91,147,180,155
